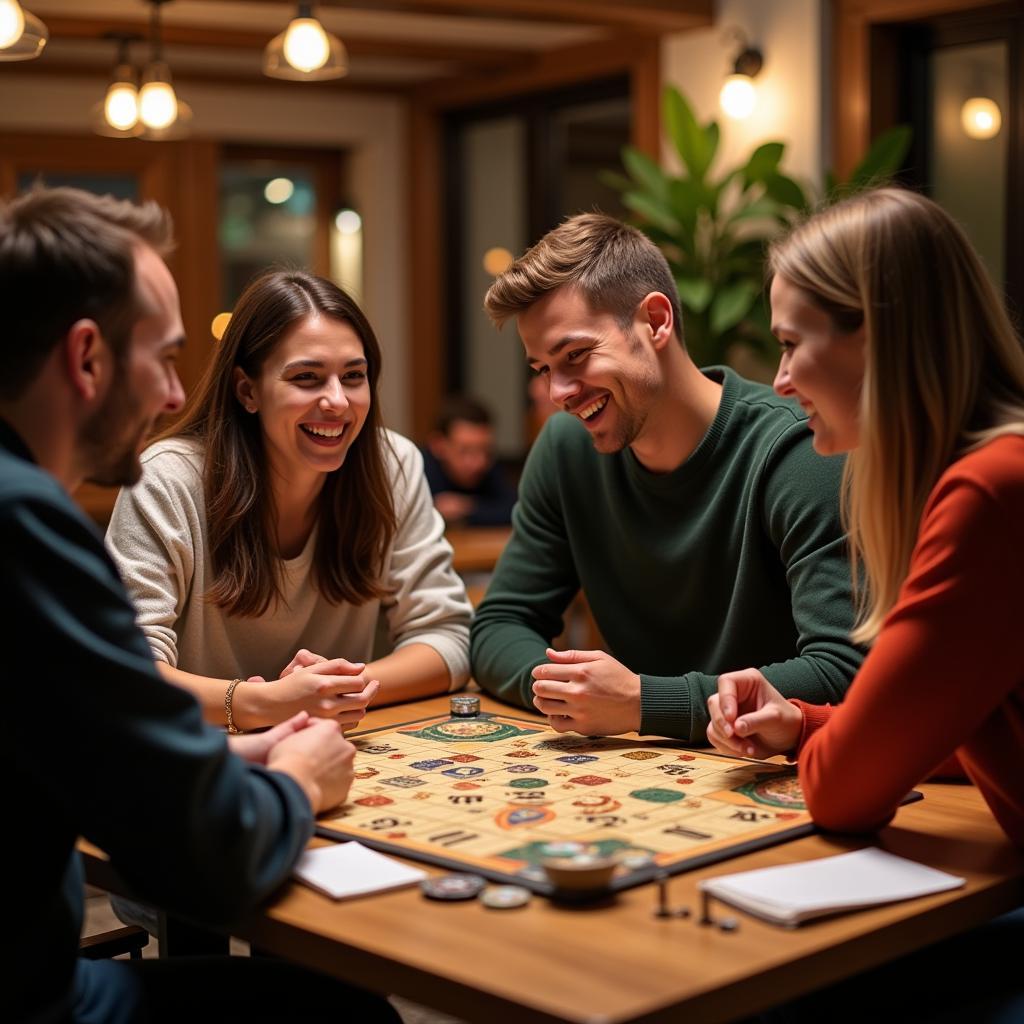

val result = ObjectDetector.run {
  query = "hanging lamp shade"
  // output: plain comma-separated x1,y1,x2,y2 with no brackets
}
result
0,1,48,61
263,4,347,81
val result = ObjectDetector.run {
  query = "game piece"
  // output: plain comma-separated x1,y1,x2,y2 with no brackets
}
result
421,873,486,901
718,916,739,932
480,885,532,909
654,872,672,918
699,889,714,926
320,710,818,898
450,695,480,717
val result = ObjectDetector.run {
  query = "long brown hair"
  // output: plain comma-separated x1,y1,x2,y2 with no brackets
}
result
160,270,397,616
769,188,1024,643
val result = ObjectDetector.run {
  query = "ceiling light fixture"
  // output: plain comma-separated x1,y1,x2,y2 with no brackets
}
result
92,33,143,137
264,2,347,81
720,30,763,121
0,0,48,61
136,0,192,139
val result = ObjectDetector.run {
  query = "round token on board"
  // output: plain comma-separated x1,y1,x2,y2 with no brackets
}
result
480,885,532,909
450,695,481,718
537,841,589,859
421,873,487,901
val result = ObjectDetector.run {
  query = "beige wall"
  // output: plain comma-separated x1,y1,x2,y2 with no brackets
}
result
0,76,411,435
661,0,826,191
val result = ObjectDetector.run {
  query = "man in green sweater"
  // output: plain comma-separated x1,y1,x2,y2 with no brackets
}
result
471,213,862,743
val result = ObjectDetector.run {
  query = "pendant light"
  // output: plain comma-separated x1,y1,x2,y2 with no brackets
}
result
263,2,347,81
92,33,143,138
136,0,192,140
0,0,48,61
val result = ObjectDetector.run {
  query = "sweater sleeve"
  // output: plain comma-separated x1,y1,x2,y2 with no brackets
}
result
6,489,312,926
382,436,473,689
795,471,1023,836
640,425,863,741
471,424,581,708
105,447,202,667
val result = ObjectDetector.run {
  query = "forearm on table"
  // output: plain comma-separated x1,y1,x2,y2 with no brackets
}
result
365,643,452,704
156,661,272,731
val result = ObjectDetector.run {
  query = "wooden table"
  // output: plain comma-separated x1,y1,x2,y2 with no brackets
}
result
82,694,1024,1024
445,526,512,574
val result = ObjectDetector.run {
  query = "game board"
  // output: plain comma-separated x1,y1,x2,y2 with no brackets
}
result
316,711,829,895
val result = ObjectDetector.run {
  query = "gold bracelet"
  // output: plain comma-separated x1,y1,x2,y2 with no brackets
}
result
225,678,243,734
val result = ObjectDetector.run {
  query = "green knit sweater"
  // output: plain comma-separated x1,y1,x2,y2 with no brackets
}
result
470,367,863,742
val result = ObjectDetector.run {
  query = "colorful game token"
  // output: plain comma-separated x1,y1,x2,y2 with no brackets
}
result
480,885,532,909
450,695,481,718
421,873,486,901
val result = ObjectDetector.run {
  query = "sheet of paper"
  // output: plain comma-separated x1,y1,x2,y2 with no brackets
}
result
699,847,965,926
293,841,427,901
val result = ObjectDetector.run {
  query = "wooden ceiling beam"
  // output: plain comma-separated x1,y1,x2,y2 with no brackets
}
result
44,16,529,69
241,0,713,32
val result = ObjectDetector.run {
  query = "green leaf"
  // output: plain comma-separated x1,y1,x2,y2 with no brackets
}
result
824,169,838,199
663,85,713,183
667,177,701,237
622,191,679,234
763,172,807,211
710,280,760,335
676,275,713,313
846,125,912,191
598,169,634,193
704,121,720,172
727,196,783,224
742,142,784,188
621,147,669,202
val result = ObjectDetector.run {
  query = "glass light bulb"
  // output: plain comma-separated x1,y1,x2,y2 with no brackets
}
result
104,82,139,131
139,80,178,130
960,97,1001,140
720,74,757,120
282,17,329,73
335,209,362,235
264,177,295,204
0,0,25,48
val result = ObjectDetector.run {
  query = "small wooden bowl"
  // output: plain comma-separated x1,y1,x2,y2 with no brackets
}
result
540,854,618,895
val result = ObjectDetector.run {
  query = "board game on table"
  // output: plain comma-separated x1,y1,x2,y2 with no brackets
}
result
317,710,818,896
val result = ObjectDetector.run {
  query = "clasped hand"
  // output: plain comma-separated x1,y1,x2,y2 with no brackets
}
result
706,668,803,759
246,648,379,728
531,647,642,736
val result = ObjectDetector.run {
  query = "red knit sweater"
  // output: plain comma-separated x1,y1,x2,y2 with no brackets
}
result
793,435,1024,848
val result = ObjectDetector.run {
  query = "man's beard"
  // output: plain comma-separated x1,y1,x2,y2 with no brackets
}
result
81,373,148,487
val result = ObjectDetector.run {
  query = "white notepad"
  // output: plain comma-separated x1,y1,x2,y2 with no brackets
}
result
699,847,965,927
293,841,427,900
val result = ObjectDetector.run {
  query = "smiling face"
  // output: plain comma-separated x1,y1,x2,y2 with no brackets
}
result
234,313,370,485
518,285,662,454
770,274,866,456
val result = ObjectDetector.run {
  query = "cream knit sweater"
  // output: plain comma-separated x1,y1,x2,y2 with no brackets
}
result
106,430,471,688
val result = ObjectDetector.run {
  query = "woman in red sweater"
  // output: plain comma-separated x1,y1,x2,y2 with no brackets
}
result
706,187,1024,845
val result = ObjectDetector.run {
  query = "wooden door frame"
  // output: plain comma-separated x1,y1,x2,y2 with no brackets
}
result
406,34,661,442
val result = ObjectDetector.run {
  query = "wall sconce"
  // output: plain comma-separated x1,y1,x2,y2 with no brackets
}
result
960,97,1001,140
720,31,762,121
264,2,347,81
0,0,47,61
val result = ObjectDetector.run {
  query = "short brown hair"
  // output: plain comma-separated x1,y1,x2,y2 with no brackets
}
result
434,395,492,436
484,213,683,343
0,186,173,399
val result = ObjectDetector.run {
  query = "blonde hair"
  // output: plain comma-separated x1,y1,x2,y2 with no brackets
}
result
484,212,683,338
769,188,1024,643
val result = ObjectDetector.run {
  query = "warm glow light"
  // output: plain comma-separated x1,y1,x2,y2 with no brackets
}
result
211,312,232,341
483,247,514,276
720,74,757,119
139,78,177,130
283,16,329,73
0,0,24,48
104,81,139,131
264,177,295,204
960,97,1001,140
335,208,362,235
